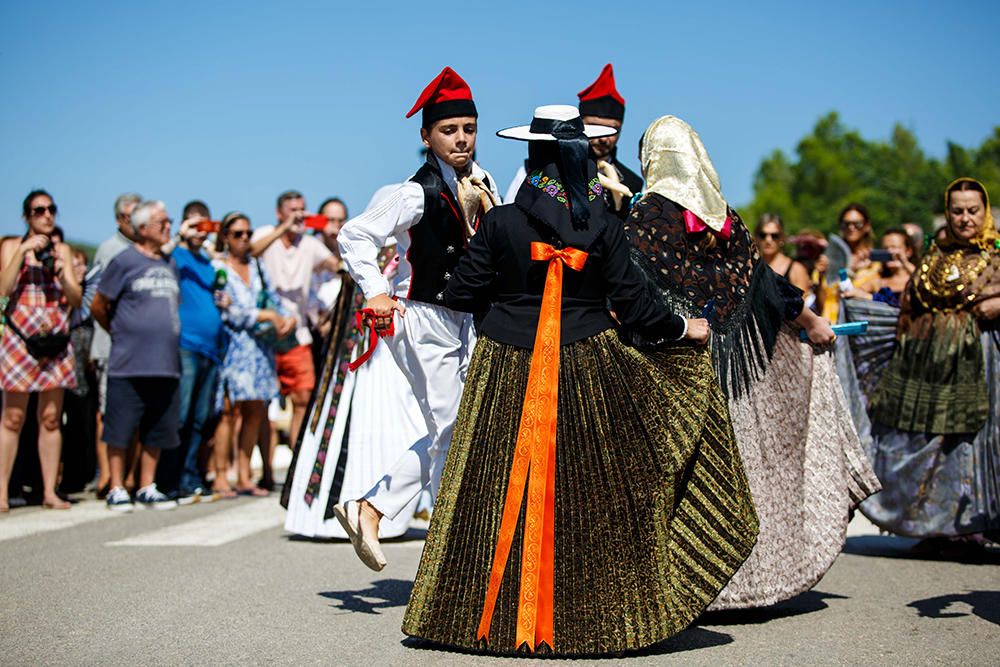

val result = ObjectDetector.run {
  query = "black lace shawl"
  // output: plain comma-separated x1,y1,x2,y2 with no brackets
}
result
624,192,804,399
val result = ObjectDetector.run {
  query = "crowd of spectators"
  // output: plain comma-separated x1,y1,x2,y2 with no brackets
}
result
0,188,979,514
753,204,926,315
0,189,342,511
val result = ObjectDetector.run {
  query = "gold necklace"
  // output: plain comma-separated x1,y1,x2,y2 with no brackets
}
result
914,244,990,311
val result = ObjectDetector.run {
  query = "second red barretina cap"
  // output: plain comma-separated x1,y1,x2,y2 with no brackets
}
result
406,66,478,128
577,63,626,121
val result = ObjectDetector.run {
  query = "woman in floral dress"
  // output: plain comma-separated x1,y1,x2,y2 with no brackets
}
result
211,212,295,497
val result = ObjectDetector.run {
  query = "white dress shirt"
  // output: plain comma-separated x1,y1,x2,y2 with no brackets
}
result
338,153,498,300
503,164,527,204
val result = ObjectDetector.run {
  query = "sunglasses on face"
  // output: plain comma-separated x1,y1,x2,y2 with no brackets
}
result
31,204,57,217
229,229,252,239
840,220,867,231
756,232,781,241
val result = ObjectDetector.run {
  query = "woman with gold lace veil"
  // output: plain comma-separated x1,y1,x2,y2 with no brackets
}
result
863,178,1000,550
625,115,881,610
401,106,758,656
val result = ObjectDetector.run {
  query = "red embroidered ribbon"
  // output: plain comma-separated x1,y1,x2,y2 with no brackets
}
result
476,241,588,652
347,308,395,372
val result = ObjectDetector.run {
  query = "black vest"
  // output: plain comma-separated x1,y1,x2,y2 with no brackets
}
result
406,157,491,305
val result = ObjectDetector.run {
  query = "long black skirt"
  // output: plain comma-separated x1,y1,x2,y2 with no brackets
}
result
402,330,758,656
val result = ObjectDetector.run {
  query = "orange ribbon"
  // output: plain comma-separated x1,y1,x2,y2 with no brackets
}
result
476,241,588,652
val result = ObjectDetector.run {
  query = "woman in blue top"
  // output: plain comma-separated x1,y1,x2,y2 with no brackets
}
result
212,212,295,497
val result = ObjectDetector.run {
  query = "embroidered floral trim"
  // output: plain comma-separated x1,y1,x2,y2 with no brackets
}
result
527,171,603,209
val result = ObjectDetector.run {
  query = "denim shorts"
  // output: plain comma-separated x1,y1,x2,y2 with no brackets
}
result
103,376,181,450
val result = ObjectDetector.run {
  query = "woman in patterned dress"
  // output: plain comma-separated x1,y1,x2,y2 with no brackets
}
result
625,117,880,609
861,178,1000,551
0,190,82,511
211,212,295,497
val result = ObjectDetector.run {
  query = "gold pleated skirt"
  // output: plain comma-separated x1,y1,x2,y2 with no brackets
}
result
402,329,758,656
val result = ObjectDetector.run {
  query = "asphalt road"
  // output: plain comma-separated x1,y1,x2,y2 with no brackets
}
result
1,495,997,666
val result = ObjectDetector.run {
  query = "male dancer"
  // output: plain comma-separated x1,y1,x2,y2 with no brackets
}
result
577,63,643,219
334,67,498,570
502,64,642,219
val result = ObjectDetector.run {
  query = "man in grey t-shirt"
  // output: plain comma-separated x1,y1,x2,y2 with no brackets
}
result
91,200,181,511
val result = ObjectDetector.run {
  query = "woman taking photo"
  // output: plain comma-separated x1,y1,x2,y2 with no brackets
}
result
841,227,917,307
211,212,295,498
0,190,82,511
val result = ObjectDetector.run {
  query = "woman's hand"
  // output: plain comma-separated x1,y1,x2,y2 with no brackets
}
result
853,247,872,272
365,293,405,332
214,290,232,310
973,296,1000,321
804,317,836,346
794,306,836,346
276,316,297,339
888,247,916,276
684,318,710,344
19,234,49,260
841,287,873,300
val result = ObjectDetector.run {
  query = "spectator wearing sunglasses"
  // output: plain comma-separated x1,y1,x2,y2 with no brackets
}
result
837,203,877,271
754,213,812,296
90,200,182,511
0,190,82,512
210,212,293,498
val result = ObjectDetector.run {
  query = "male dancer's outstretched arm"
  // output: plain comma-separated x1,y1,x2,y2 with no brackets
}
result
338,183,424,329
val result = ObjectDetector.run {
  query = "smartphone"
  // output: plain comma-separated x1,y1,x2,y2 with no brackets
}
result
869,249,893,263
303,214,328,231
196,220,221,233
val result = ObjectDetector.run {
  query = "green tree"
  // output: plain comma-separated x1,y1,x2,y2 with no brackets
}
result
744,112,999,237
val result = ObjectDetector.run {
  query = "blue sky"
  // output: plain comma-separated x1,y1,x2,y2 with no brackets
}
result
2,1,998,244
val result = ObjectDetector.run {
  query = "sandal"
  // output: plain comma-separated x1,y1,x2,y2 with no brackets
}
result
213,486,238,500
236,486,269,497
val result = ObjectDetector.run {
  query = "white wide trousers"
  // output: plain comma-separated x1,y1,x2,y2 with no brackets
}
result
363,299,475,520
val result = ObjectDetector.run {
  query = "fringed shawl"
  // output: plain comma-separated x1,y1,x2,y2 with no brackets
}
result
624,192,803,399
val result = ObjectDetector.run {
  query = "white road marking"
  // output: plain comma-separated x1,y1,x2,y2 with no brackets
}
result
106,498,286,547
0,501,122,543
846,512,882,537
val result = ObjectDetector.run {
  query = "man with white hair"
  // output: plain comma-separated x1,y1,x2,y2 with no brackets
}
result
91,200,182,511
88,192,141,497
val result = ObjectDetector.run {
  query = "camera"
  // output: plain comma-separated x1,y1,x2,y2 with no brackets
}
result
869,249,893,264
35,239,56,271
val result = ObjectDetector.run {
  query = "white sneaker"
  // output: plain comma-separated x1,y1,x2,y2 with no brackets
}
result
134,484,178,511
106,487,134,513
